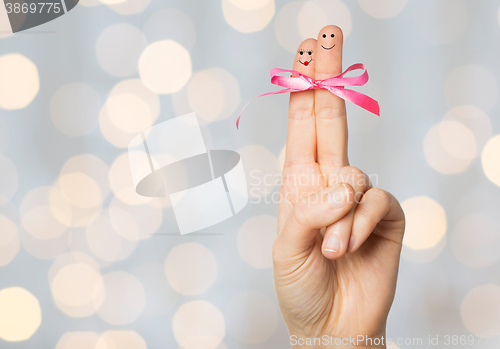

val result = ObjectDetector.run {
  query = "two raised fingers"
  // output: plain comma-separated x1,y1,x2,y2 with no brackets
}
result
284,25,348,172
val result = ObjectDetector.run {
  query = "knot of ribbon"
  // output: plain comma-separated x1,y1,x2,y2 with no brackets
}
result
236,63,380,128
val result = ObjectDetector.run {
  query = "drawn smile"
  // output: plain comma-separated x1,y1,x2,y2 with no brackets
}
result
298,59,313,66
321,44,336,50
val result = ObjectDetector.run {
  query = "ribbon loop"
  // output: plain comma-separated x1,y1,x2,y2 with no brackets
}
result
236,63,380,128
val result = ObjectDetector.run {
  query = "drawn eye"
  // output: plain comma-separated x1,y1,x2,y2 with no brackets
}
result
331,34,334,38
307,51,312,55
322,34,326,38
299,51,304,55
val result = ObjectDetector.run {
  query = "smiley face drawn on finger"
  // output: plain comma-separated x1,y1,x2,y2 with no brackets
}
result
297,49,314,66
320,32,336,50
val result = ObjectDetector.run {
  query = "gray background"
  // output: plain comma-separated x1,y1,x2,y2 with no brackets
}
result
0,0,499,348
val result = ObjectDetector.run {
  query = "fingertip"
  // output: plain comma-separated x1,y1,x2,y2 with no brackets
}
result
322,246,346,260
293,38,317,76
315,25,343,79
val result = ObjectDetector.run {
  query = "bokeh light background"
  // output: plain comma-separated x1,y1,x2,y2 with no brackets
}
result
0,0,500,348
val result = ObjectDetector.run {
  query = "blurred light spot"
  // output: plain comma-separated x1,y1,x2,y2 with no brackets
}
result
23,206,70,240
461,284,500,335
443,105,492,157
188,69,239,122
99,0,124,4
52,264,104,307
49,252,101,282
414,0,467,45
275,1,307,53
228,0,270,10
445,65,498,112
222,0,275,33
85,215,121,262
237,145,279,198
172,68,240,122
19,226,71,260
56,332,100,349
0,53,39,110
107,94,154,133
225,290,278,344
110,197,162,239
482,134,500,187
143,9,196,50
97,271,145,325
138,40,192,94
0,214,19,266
58,154,110,213
298,0,351,41
96,24,147,77
401,235,446,264
165,242,217,295
173,300,225,349
100,79,160,148
358,0,408,18
0,154,18,205
105,0,151,15
20,186,70,240
109,153,152,205
95,331,147,349
238,215,275,269
50,83,101,137
60,173,103,209
298,2,327,40
51,186,101,229
274,1,305,53
0,287,41,342
452,214,500,268
49,252,104,317
387,343,400,349
86,212,138,262
423,120,475,174
401,196,446,250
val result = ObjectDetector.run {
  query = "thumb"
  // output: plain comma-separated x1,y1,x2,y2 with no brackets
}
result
274,183,354,260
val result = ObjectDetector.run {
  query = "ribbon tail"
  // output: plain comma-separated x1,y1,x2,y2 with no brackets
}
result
327,87,380,116
236,88,299,129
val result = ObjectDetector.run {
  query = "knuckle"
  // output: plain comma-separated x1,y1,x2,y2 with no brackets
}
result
337,166,370,190
370,188,390,206
315,105,346,120
289,108,313,121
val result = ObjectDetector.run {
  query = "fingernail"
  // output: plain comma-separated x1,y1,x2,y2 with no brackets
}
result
324,234,340,253
348,236,355,252
328,184,348,208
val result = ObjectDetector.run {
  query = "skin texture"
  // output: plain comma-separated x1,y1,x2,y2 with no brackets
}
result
273,26,406,348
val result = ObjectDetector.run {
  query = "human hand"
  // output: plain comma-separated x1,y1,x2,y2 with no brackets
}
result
273,26,405,348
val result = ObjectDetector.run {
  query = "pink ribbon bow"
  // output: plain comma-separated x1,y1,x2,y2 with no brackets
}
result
236,63,380,128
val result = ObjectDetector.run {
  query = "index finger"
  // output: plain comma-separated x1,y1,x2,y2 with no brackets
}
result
314,25,348,180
